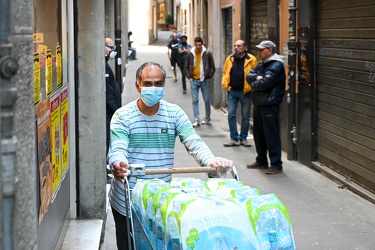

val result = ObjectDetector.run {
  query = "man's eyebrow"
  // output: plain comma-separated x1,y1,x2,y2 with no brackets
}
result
143,80,163,82
143,80,164,84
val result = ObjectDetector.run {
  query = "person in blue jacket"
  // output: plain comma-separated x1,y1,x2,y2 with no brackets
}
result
246,40,286,175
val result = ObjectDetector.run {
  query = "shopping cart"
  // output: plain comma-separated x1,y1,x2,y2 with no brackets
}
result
123,165,240,250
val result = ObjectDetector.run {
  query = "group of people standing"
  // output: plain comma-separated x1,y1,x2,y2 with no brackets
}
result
166,32,286,176
222,39,286,175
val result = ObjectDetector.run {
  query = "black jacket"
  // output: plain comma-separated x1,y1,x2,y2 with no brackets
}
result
105,62,121,118
246,54,286,105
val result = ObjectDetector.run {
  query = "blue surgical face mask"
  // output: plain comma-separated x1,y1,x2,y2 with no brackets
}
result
139,86,165,107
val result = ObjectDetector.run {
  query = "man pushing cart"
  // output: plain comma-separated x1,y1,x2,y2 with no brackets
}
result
108,62,235,250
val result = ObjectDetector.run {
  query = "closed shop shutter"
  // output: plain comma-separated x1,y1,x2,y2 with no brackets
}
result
224,7,233,57
248,0,268,57
316,0,375,193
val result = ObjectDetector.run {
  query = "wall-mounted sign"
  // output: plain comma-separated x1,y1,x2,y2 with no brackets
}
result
50,92,61,201
46,49,53,96
34,53,41,106
34,33,44,43
36,99,53,223
56,46,62,88
60,86,69,176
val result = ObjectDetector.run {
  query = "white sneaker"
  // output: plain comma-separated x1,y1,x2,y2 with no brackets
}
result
223,140,240,147
192,119,200,127
201,117,211,125
240,140,251,147
171,66,174,70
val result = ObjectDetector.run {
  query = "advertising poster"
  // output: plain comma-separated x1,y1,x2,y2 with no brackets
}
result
60,85,69,176
46,49,53,96
50,92,61,201
36,99,53,223
34,52,41,106
56,46,62,88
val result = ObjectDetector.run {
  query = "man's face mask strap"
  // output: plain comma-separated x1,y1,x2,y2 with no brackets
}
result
106,45,117,60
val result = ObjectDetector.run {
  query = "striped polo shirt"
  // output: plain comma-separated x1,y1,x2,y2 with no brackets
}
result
108,99,215,216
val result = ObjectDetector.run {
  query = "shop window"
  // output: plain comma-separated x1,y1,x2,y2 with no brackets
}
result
34,0,63,104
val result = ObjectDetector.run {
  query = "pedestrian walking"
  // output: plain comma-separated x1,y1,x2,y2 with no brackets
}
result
245,40,286,175
185,36,215,127
108,62,234,249
127,31,137,60
222,40,257,147
168,28,182,41
178,35,191,94
167,33,180,82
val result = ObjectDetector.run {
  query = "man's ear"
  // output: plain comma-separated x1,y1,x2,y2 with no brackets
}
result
135,82,141,93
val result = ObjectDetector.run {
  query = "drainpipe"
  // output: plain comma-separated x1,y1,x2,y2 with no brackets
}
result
1,2,19,249
287,0,298,160
114,0,122,99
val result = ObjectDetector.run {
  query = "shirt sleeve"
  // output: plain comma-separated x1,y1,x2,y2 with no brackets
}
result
108,109,129,166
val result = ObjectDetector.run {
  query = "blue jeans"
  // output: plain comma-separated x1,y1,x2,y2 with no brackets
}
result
128,47,136,59
190,80,211,120
227,90,251,141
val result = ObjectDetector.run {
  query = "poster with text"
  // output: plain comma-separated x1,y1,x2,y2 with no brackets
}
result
60,85,69,176
36,99,53,223
34,52,41,106
50,92,61,201
56,46,62,88
46,49,53,96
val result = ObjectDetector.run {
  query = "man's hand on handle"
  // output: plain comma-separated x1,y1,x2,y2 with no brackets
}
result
111,161,130,183
207,157,234,177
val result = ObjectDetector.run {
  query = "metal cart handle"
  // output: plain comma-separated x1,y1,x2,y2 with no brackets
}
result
131,165,240,181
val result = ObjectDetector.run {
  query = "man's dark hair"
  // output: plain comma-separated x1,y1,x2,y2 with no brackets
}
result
194,36,204,43
135,62,166,84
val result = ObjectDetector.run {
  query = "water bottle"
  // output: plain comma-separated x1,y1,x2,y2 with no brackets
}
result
212,237,231,250
146,197,156,245
256,231,272,250
255,210,274,249
155,209,164,250
256,209,295,250
267,209,294,250
168,216,182,250
268,227,294,250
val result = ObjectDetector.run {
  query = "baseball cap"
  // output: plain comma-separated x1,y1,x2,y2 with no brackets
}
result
255,40,276,50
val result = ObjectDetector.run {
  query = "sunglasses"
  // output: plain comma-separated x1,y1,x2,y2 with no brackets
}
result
105,45,116,50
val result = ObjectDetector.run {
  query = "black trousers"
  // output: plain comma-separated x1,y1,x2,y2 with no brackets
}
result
179,60,187,90
253,104,283,169
111,206,133,250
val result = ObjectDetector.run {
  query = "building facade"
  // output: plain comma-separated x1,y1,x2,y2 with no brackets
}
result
1,0,374,248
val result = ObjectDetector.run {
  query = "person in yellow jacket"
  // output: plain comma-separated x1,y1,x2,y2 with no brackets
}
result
222,40,257,147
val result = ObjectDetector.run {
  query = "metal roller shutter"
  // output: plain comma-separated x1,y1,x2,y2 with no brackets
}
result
248,0,268,57
224,7,233,57
315,0,375,193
